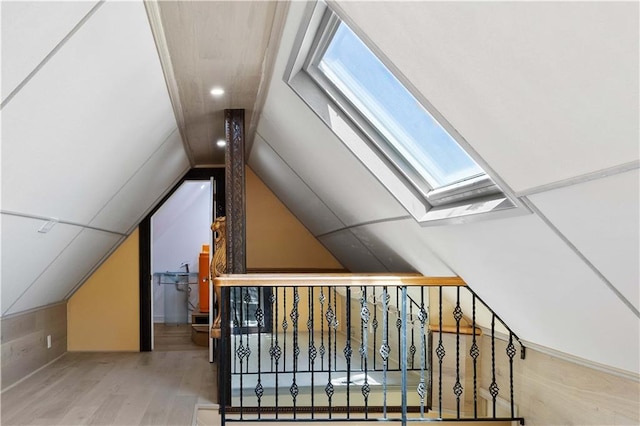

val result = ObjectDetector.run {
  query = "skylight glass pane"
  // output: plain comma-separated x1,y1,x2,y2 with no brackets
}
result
319,23,484,188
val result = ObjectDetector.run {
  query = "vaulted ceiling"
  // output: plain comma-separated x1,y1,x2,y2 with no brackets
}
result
1,1,638,375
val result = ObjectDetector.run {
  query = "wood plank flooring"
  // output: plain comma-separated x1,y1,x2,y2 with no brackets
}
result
154,323,206,352
1,347,216,425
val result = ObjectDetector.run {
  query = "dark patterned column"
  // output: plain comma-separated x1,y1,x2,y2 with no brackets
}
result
224,109,246,274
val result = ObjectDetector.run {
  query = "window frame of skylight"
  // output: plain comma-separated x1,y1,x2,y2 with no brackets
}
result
303,10,501,207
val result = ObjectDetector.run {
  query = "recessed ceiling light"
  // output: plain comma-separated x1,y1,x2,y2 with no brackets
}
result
210,87,225,97
216,139,226,147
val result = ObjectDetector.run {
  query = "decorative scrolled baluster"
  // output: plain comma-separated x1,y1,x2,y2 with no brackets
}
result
379,286,390,418
436,287,445,417
319,288,326,371
360,286,370,417
290,288,300,414
243,289,252,373
282,289,288,372
254,287,264,417
453,287,464,418
325,287,334,417
489,314,499,417
308,287,316,418
507,332,517,418
417,293,428,418
470,293,480,417
344,287,352,417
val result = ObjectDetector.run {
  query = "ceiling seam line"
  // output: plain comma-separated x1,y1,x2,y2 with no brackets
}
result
516,160,640,198
253,129,348,232
2,228,87,316
84,127,180,229
522,197,640,319
143,1,195,167
345,228,391,273
1,210,126,236
0,0,105,110
316,215,413,239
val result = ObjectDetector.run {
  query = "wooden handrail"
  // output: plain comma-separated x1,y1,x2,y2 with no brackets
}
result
213,273,466,287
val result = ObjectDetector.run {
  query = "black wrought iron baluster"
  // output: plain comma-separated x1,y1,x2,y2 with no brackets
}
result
360,288,365,371
436,287,445,418
255,287,264,418
238,287,245,419
453,287,463,418
507,331,517,418
396,287,402,370
290,287,300,416
401,286,408,425
470,293,479,418
335,289,340,408
319,287,326,371
309,287,316,418
380,286,390,418
273,287,281,418
282,288,288,373
410,303,416,369
360,286,370,418
372,287,378,370
243,288,252,375
325,286,334,418
490,314,499,418
270,292,276,373
233,287,240,374
417,288,427,418
342,287,352,417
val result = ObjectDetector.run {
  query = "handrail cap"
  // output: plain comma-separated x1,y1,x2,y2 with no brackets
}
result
213,273,466,287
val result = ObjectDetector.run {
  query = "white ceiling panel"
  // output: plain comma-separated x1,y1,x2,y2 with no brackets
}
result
335,1,639,193
420,214,639,373
0,0,99,102
1,214,82,314
349,219,455,276
90,129,190,233
257,97,408,227
318,230,387,273
528,170,640,311
248,134,345,236
1,1,176,224
5,229,122,315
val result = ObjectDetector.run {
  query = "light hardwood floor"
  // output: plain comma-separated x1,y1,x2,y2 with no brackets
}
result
154,323,206,352
1,346,217,425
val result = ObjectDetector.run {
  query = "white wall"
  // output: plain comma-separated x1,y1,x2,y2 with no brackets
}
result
152,181,211,323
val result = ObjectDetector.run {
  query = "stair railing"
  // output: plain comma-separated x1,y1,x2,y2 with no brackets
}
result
214,273,525,425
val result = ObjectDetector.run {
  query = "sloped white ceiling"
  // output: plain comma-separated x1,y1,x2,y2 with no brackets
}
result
1,1,99,102
1,1,189,315
250,1,640,373
333,1,639,194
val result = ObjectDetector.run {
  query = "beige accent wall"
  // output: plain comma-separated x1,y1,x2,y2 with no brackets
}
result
1,303,67,390
67,231,139,351
246,167,344,270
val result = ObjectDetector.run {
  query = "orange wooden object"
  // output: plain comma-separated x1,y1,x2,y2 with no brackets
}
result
198,246,210,313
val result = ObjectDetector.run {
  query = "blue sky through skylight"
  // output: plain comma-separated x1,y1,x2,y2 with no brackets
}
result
319,23,483,188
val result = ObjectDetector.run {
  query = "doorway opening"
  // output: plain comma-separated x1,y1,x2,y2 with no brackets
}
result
139,168,225,357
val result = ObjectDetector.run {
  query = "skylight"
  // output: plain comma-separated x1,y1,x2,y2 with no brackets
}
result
286,3,519,223
317,23,484,189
